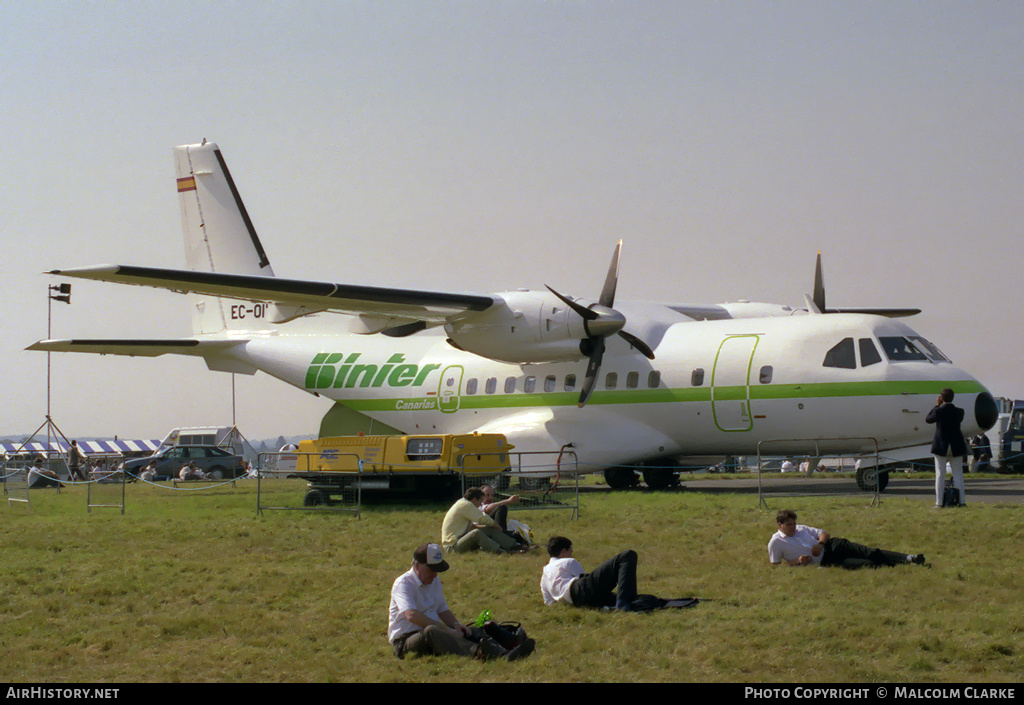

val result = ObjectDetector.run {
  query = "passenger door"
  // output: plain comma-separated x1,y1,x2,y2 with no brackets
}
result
711,335,759,432
438,365,464,414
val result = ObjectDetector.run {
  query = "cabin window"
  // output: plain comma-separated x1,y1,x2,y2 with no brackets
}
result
691,368,705,386
485,377,497,394
544,375,556,392
626,371,639,389
504,377,516,393
823,338,857,369
879,337,929,362
466,378,478,395
564,374,576,391
859,339,882,367
524,376,536,393
606,372,618,389
759,366,773,384
648,371,661,388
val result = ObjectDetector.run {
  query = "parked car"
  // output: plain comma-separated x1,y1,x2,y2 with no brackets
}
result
123,445,246,480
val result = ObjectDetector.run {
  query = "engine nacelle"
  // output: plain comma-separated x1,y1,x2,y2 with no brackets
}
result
444,290,594,363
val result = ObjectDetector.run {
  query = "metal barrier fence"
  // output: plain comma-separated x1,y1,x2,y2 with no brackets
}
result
3,453,67,509
256,451,364,517
85,457,127,515
255,448,581,520
5,468,31,509
460,450,580,520
757,437,883,508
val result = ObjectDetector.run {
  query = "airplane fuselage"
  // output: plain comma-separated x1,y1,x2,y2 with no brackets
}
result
224,311,994,470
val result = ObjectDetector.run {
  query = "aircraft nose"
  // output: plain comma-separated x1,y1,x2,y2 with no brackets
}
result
975,391,999,431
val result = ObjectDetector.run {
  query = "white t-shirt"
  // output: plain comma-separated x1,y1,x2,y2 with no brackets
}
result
540,556,585,605
767,525,825,566
388,567,451,643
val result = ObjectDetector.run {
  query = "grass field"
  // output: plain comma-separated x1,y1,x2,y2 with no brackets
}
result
1,476,1021,683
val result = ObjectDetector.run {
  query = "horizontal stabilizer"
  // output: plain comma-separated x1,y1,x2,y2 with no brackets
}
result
47,265,495,323
26,338,242,358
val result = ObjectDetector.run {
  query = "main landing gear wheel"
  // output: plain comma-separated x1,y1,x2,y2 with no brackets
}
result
856,466,889,492
303,489,328,506
604,467,640,490
642,468,680,490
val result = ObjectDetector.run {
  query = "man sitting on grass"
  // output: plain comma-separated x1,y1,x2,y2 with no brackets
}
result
388,543,535,661
27,457,63,488
441,487,523,554
768,509,929,569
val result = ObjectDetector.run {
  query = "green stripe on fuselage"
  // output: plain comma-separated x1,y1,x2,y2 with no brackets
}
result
334,378,985,412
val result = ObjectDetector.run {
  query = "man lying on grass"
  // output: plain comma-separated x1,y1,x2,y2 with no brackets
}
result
768,509,929,570
540,536,698,611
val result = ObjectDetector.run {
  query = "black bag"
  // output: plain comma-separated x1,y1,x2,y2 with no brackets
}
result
481,620,527,650
942,477,960,507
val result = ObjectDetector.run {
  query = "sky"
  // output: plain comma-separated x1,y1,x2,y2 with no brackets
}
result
1,1,1021,441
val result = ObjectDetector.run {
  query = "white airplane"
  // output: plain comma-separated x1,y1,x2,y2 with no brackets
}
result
30,141,998,490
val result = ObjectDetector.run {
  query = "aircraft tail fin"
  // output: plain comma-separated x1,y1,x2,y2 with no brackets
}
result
175,141,275,334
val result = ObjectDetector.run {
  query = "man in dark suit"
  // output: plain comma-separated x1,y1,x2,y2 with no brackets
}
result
926,388,967,507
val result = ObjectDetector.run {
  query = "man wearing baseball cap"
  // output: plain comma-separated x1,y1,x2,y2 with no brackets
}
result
388,543,535,660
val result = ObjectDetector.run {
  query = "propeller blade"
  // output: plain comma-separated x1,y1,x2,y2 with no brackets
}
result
599,240,621,307
618,330,655,360
578,337,605,408
546,285,598,321
813,251,826,313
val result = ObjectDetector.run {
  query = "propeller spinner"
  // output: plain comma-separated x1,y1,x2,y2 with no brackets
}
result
545,241,655,408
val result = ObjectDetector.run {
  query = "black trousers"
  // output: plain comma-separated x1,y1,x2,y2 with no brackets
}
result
569,550,638,608
821,538,908,570
486,504,509,531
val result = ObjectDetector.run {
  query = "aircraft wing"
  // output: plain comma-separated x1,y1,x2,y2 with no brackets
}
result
47,265,496,323
820,307,920,318
668,303,920,321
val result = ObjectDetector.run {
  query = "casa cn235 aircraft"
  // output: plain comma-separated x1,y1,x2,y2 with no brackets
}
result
31,141,998,491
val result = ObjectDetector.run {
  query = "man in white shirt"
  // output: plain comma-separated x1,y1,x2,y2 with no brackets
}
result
480,484,520,529
388,543,535,660
768,510,928,569
540,536,641,611
27,458,62,488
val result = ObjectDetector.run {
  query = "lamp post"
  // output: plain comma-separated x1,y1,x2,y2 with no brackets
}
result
46,283,71,457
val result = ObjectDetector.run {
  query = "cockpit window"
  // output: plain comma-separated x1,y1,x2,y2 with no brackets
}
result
823,338,857,369
909,336,951,363
879,337,929,362
859,338,882,367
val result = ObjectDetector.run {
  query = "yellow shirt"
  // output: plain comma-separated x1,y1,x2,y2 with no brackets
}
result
441,498,496,550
